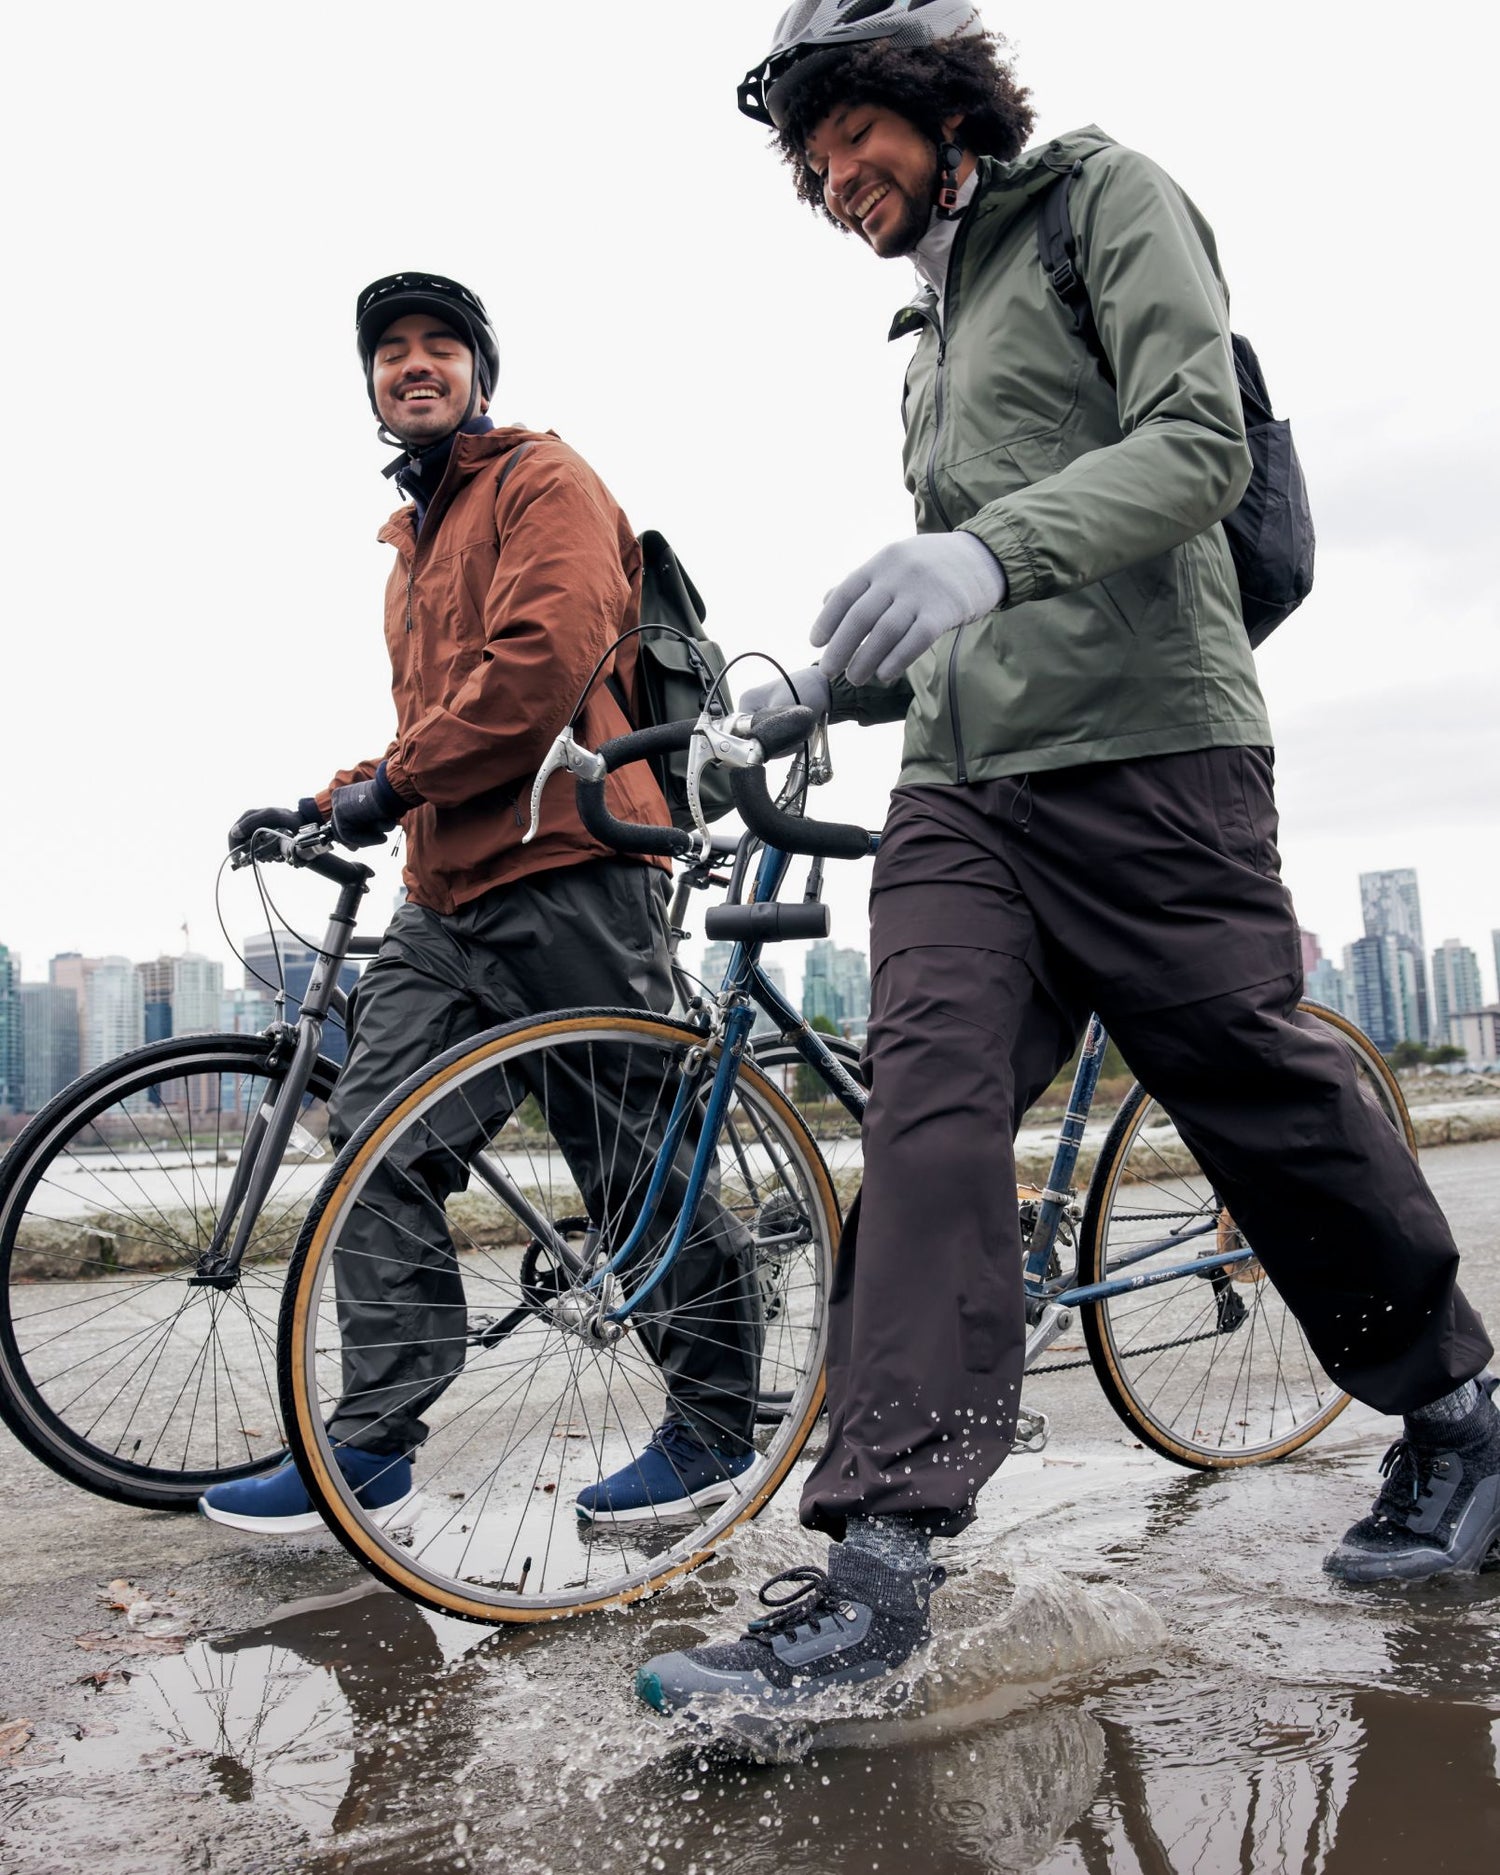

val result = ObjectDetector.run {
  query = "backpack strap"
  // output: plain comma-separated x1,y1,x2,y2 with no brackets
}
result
1037,163,1117,391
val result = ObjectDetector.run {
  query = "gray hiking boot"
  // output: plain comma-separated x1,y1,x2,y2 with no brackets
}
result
1325,1377,1500,1584
635,1547,946,1714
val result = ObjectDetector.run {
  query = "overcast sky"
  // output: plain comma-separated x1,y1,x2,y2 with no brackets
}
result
3,1,1497,1002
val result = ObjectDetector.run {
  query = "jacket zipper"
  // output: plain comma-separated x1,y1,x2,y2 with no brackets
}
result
924,207,977,785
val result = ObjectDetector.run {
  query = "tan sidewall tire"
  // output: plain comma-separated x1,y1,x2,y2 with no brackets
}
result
1077,1002,1407,1469
282,1013,838,1623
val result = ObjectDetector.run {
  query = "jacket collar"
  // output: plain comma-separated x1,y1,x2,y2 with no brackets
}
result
888,125,1114,341
378,424,545,550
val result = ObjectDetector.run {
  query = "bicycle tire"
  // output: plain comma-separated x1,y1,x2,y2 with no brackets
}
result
1077,1001,1414,1468
280,1008,838,1624
0,1033,340,1508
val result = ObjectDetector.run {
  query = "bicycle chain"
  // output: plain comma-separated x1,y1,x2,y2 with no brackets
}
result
1029,1322,1232,1374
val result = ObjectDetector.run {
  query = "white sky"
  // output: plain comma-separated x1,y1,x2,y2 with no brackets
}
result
3,1,1497,1001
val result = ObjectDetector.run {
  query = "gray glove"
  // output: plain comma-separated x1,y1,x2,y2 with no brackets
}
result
735,665,833,719
811,532,1006,685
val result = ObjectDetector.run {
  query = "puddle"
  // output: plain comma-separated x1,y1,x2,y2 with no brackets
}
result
4,1132,1498,1873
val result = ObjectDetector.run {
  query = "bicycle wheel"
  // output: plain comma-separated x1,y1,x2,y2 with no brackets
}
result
1078,1002,1415,1467
280,1010,837,1623
0,1034,339,1507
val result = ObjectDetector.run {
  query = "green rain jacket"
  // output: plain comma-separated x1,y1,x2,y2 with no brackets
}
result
833,126,1273,782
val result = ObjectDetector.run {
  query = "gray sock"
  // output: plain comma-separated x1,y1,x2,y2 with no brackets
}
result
1405,1379,1482,1438
842,1513,932,1572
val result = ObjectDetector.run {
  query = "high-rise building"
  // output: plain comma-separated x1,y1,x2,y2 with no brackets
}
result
1305,956,1355,1021
1298,928,1322,974
241,932,361,1067
1359,868,1430,1042
0,945,21,1113
1451,1007,1500,1068
802,942,871,1037
1345,934,1409,1052
220,987,278,1036
1431,940,1485,1047
82,957,144,1071
20,982,81,1111
49,953,97,1068
137,952,227,1042
137,958,174,1044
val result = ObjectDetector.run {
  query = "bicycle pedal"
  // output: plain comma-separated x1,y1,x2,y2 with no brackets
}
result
1014,1407,1050,1455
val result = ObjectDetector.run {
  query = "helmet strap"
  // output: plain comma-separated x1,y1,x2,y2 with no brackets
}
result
934,140,965,219
377,422,411,480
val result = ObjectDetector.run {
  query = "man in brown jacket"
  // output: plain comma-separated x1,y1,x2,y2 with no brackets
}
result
202,272,760,1535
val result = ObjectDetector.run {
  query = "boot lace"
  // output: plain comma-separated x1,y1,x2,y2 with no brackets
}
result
745,1567,841,1640
1374,1437,1444,1525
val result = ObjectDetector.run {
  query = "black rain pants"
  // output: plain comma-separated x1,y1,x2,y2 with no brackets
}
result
801,750,1492,1538
324,859,762,1457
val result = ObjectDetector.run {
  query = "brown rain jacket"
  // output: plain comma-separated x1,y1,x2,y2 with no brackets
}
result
316,427,669,914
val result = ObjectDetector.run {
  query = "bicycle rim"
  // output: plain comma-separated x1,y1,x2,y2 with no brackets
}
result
282,1012,836,1622
1078,1003,1413,1467
0,1036,337,1505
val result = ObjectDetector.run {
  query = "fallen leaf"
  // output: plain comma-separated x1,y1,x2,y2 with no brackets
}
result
0,1721,34,1761
77,1669,133,1690
101,1579,142,1612
535,1482,557,1494
74,1631,187,1657
238,1428,264,1438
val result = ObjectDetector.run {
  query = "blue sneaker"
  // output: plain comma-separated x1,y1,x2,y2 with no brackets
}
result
576,1421,756,1526
199,1447,414,1537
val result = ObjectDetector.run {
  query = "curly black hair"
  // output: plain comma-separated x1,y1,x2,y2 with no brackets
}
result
773,33,1035,226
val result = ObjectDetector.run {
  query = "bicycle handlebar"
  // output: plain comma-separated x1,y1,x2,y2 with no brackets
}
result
729,708,875,860
572,707,875,864
577,721,702,859
236,826,375,889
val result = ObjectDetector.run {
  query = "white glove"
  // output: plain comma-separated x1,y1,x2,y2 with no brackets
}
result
811,532,1006,685
735,664,833,718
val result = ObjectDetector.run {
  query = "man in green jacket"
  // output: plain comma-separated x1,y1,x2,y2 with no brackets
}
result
635,0,1498,1715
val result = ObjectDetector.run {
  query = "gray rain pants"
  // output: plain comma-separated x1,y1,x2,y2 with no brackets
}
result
324,859,762,1457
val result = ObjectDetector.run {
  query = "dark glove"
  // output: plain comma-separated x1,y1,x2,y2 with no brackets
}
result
228,801,322,853
329,763,409,850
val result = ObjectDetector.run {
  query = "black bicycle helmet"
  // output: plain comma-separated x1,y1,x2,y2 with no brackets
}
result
738,0,986,129
355,272,499,413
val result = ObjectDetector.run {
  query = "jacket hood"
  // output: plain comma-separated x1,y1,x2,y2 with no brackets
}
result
890,125,1115,338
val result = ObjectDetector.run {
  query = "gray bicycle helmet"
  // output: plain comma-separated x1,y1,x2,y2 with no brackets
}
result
738,0,986,128
355,272,499,415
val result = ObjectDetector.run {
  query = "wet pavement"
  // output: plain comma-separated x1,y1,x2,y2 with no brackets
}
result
1,1139,1497,1874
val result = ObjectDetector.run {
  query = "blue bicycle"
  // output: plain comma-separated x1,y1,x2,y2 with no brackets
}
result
277,707,1413,1623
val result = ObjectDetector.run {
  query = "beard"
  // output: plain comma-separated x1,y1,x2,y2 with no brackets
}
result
862,155,940,258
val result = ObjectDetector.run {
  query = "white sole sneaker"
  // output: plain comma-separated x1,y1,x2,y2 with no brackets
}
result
198,1487,417,1538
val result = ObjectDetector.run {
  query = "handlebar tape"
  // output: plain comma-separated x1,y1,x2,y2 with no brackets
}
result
746,705,818,759
728,766,873,861
576,719,699,859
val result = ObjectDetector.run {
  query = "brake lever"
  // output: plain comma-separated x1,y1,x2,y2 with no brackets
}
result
687,712,765,843
524,727,606,844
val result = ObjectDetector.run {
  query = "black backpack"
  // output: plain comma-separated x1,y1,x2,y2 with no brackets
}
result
1037,166,1315,647
607,530,736,829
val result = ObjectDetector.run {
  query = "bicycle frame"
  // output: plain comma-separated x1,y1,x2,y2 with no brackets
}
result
588,838,1253,1333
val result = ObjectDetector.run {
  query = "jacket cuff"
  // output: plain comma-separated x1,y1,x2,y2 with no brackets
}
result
958,512,1038,608
372,760,414,818
381,749,424,807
